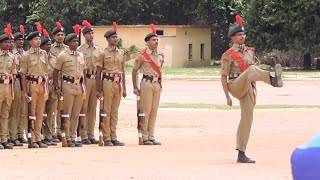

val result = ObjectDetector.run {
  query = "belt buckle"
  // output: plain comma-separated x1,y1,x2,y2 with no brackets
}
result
74,78,80,85
38,76,43,84
4,77,10,84
114,76,120,83
90,75,95,79
153,76,158,83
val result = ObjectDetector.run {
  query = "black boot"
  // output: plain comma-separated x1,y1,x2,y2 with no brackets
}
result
104,140,113,146
72,140,82,147
18,137,28,144
111,140,124,146
67,140,75,147
11,139,23,146
37,141,48,148
237,151,255,163
2,142,13,149
271,64,283,87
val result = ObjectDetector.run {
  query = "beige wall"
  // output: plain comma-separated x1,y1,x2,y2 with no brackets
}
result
81,25,211,67
175,27,211,67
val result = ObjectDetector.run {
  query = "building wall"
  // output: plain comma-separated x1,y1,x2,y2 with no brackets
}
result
175,27,211,67
81,25,211,67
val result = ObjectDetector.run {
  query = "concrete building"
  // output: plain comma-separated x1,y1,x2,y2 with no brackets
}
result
82,25,211,67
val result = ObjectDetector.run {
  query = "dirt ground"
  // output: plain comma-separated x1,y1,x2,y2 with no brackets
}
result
0,80,319,180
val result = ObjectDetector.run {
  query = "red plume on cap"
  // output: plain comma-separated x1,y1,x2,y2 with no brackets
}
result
236,15,244,29
43,29,50,40
113,22,118,32
74,24,81,37
20,25,25,35
5,23,13,37
150,24,157,33
37,22,42,34
56,22,64,31
82,20,93,30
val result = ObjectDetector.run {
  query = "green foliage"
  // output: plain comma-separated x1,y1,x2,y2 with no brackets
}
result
0,0,319,61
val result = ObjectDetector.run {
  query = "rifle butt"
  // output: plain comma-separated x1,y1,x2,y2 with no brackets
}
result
138,130,143,145
61,133,67,147
98,130,104,146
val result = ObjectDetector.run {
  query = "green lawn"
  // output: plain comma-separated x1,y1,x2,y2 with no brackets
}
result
160,103,320,110
125,66,320,80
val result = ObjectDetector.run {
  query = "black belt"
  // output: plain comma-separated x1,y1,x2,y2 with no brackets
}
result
14,74,21,80
27,75,44,84
62,75,83,84
86,73,95,79
142,74,161,82
0,79,12,84
102,73,121,83
142,74,162,88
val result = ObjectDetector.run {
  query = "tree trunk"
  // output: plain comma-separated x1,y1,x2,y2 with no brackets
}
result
316,58,320,70
303,52,312,70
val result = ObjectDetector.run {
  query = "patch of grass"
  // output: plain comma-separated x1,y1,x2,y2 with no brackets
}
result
160,103,320,110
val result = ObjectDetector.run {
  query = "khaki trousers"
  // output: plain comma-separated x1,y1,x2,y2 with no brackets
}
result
139,80,161,141
80,78,97,140
0,84,12,143
228,65,270,152
102,81,121,141
62,84,83,141
8,80,21,140
18,97,26,139
29,84,47,142
43,85,58,140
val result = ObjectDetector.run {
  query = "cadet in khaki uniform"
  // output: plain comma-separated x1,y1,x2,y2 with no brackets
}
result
40,29,58,146
0,33,16,149
132,25,163,146
8,31,24,146
12,28,27,144
53,29,85,147
78,20,101,144
96,26,126,146
50,22,68,57
220,15,283,163
20,31,49,148
50,22,68,141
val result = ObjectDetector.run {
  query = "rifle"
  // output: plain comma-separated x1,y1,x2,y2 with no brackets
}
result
58,80,68,147
99,96,106,146
136,96,144,145
27,81,35,148
77,113,85,143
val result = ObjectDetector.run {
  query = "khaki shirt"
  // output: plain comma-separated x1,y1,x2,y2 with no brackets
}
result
133,47,164,77
55,48,85,78
78,42,101,73
11,49,22,73
47,53,57,79
20,47,49,76
96,46,125,74
220,44,254,77
0,50,16,74
0,50,16,100
50,42,68,57
55,48,85,95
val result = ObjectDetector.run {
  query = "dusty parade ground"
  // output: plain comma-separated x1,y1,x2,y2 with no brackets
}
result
1,79,320,179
